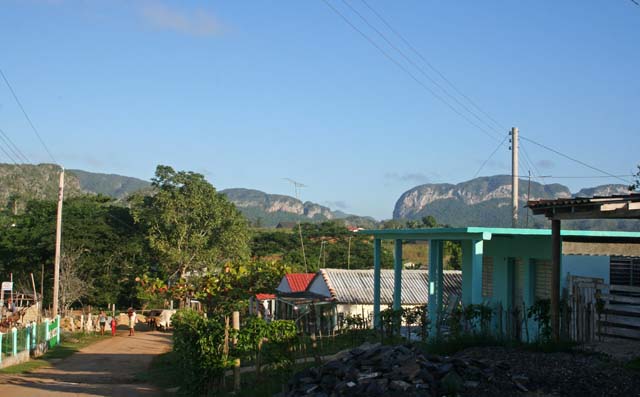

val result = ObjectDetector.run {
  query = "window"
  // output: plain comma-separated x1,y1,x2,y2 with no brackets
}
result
534,259,552,300
610,257,640,287
482,256,493,298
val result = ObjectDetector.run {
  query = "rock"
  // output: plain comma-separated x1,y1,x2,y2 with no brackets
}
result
358,372,381,380
417,369,435,384
390,361,421,380
463,380,480,388
389,380,412,392
441,371,464,394
302,384,319,394
496,361,510,371
436,363,454,377
514,380,529,392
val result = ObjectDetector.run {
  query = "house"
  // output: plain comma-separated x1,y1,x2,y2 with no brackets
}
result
271,268,462,334
361,227,640,341
275,221,298,230
276,273,315,294
307,268,462,327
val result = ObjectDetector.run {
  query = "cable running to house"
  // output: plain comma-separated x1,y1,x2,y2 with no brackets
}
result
320,0,500,141
472,133,509,178
341,0,502,140
0,68,57,164
519,135,632,185
359,0,505,132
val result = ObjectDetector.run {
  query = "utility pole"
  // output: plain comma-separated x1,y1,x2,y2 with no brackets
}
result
284,178,308,272
52,168,64,317
510,127,519,228
347,236,352,270
526,170,531,228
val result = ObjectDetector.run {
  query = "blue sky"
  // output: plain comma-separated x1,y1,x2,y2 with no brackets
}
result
0,0,638,219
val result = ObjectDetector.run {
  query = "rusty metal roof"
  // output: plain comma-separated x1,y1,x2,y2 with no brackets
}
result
317,268,462,305
527,193,640,209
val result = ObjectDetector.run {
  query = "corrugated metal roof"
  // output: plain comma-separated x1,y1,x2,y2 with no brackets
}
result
527,193,640,209
317,268,462,305
255,293,276,300
285,273,315,292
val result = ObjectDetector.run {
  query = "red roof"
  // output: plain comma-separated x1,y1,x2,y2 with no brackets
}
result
285,273,315,292
255,293,276,301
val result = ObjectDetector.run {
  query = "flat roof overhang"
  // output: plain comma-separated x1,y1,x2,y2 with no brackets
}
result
360,227,640,243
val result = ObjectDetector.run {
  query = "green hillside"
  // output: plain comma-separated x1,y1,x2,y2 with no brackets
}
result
68,169,150,199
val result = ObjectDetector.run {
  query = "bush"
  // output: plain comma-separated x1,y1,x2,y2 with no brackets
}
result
172,309,230,395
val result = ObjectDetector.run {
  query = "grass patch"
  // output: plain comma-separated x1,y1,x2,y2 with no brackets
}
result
625,357,640,371
0,332,108,375
135,351,181,390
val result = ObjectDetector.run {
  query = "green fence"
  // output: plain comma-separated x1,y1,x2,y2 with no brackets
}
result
0,315,60,366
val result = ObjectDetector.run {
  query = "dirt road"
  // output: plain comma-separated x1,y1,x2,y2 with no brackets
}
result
0,329,172,397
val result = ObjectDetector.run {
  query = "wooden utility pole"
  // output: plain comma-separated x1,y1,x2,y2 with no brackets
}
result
551,219,561,341
510,127,519,228
347,236,352,270
52,168,65,317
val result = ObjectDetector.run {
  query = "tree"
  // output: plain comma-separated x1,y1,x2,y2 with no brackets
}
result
59,247,90,315
631,165,640,191
131,165,250,278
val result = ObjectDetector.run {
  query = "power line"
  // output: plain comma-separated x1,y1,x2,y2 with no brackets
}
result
520,135,632,185
341,0,502,140
630,0,640,7
0,127,30,163
534,174,635,180
320,0,500,141
518,140,541,178
0,68,57,164
473,133,509,178
0,139,19,165
359,0,506,132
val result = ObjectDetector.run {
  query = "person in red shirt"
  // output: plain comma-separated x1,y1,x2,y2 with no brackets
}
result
110,316,117,336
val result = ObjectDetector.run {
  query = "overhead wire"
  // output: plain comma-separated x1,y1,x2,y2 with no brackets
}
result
341,0,502,140
473,133,509,178
323,1,631,185
0,127,31,163
320,0,501,141
359,0,506,132
519,135,632,185
0,68,57,164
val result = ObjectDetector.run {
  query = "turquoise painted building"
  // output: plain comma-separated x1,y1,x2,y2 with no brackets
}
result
362,227,640,340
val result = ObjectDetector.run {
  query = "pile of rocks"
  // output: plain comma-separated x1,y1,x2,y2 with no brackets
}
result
285,342,511,396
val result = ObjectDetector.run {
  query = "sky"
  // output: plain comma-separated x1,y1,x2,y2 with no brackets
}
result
0,0,638,220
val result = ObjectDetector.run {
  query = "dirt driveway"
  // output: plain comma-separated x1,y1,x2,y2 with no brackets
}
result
0,329,172,397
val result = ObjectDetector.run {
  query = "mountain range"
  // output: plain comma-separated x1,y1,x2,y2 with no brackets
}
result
393,175,638,230
0,164,636,230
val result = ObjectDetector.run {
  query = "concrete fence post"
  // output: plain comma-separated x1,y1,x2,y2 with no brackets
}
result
56,315,61,344
11,327,17,356
32,322,37,350
45,319,51,342
0,332,3,364
26,325,31,353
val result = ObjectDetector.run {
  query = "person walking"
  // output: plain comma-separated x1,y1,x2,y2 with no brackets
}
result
99,310,107,336
127,308,136,336
110,316,117,336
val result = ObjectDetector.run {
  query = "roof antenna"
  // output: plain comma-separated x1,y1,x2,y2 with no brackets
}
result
284,178,309,272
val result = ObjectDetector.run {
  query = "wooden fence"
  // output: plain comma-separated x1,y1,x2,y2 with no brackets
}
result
567,275,640,342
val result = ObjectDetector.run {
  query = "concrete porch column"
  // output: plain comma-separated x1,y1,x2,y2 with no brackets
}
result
373,238,382,329
461,240,484,305
393,239,403,311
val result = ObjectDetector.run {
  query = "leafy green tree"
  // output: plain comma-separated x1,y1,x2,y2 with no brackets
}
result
630,165,640,191
131,165,250,278
0,195,150,308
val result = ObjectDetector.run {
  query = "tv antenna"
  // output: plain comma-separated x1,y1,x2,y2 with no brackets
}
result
284,178,309,272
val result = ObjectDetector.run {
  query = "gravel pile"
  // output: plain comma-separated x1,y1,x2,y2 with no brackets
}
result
284,342,640,396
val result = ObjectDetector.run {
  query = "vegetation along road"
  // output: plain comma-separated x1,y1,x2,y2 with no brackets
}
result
0,329,172,397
